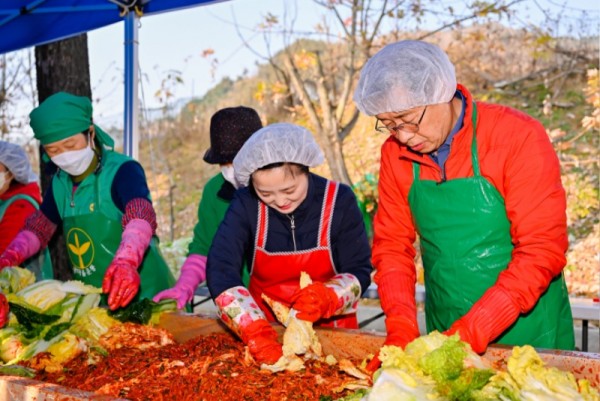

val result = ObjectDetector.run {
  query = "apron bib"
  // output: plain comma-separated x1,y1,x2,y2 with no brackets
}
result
0,194,53,280
53,152,174,301
408,102,574,349
249,181,357,328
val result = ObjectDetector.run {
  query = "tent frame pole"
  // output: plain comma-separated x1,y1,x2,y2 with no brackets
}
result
123,11,139,160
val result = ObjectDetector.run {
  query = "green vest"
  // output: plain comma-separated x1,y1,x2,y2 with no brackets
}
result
0,194,53,280
52,151,174,301
408,102,574,350
189,173,249,286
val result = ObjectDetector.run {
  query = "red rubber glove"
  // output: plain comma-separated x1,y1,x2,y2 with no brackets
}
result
384,314,420,348
102,219,152,310
444,286,520,354
0,293,9,328
365,315,420,373
290,282,339,322
240,319,283,365
102,261,140,310
365,351,382,374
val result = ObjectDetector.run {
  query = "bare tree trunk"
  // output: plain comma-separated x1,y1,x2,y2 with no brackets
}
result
35,34,91,281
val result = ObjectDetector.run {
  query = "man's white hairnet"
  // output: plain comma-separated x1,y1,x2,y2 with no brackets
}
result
233,123,324,186
353,40,457,116
0,141,38,184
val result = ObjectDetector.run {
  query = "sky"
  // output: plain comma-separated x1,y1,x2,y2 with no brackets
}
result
85,0,598,125
87,0,329,121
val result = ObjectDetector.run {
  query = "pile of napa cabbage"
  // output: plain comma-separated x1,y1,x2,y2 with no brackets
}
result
338,331,599,401
0,267,175,375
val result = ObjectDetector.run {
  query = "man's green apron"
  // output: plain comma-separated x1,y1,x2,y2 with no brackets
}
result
408,102,574,350
52,151,174,302
0,194,53,280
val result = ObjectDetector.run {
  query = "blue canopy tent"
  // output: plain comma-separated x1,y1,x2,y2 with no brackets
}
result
0,0,227,158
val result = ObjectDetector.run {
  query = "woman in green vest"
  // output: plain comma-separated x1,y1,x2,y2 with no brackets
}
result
153,106,262,309
0,92,174,312
352,40,573,369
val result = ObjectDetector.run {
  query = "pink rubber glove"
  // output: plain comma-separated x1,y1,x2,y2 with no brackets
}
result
102,219,151,310
0,230,41,269
0,293,9,328
153,254,207,309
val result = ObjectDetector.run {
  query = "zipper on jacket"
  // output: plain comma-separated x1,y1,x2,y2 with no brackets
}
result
288,214,297,251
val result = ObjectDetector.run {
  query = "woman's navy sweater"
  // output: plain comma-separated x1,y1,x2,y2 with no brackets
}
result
207,173,373,299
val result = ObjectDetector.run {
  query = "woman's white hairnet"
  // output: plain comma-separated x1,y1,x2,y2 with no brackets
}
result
233,123,324,186
353,40,456,116
0,141,38,184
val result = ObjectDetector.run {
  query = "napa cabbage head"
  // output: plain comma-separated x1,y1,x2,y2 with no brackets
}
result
379,345,421,375
70,307,120,343
418,334,467,382
0,327,25,362
477,345,599,401
363,368,439,401
42,333,88,372
13,280,102,312
0,267,35,294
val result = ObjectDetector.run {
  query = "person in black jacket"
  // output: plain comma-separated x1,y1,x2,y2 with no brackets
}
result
206,123,372,365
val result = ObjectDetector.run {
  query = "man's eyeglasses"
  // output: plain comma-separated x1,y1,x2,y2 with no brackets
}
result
375,106,427,135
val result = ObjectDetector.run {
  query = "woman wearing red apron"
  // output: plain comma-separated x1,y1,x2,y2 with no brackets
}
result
206,123,372,366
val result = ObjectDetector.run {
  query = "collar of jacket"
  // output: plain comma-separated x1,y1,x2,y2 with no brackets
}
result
396,83,474,169
217,180,236,201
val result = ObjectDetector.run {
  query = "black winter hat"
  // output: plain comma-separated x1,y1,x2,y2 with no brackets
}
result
203,106,263,164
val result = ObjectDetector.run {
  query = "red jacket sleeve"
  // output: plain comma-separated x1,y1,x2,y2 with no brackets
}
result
0,199,37,254
372,139,419,320
490,110,568,313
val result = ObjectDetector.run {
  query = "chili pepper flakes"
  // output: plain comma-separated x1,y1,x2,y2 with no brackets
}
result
35,333,362,401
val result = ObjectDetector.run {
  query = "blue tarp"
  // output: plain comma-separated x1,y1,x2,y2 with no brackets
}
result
1,0,227,158
0,0,226,55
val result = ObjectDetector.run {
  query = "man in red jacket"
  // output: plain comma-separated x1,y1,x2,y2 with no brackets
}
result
352,40,574,367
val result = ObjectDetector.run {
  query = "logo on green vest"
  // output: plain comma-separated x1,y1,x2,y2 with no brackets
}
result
66,228,95,270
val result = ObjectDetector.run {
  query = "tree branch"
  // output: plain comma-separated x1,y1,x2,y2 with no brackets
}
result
283,52,322,132
417,0,525,41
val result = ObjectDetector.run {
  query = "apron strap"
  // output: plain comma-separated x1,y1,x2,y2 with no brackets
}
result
256,202,268,249
0,193,39,221
470,101,481,177
318,181,338,247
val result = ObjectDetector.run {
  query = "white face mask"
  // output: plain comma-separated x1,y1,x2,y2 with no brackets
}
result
51,142,95,176
221,165,240,189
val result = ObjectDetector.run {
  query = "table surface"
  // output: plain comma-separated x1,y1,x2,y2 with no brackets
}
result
362,284,599,321
569,297,600,321
196,283,599,321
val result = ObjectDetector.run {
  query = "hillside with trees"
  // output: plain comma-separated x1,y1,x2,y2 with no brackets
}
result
137,18,598,298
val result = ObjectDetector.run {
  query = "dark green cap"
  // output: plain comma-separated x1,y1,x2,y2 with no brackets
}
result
29,92,114,148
